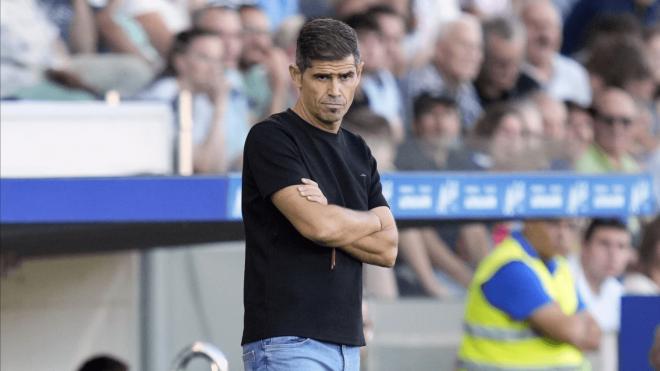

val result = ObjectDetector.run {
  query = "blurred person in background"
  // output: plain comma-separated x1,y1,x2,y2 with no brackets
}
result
137,29,248,173
366,5,407,79
1,0,151,100
458,218,600,370
561,0,659,56
569,218,632,333
564,100,594,166
531,92,571,169
447,101,543,172
575,87,640,173
404,15,484,131
475,15,540,108
238,4,291,121
94,0,199,68
520,0,592,107
568,218,632,371
395,94,490,298
345,11,405,143
625,216,660,294
585,35,658,161
193,4,252,137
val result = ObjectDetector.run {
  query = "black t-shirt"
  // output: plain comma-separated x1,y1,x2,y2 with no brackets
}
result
241,109,388,346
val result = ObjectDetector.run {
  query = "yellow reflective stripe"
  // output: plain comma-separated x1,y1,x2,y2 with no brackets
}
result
458,359,584,371
463,323,540,341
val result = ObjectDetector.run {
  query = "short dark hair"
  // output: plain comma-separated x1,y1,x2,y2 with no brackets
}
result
162,28,220,77
413,92,457,120
471,102,521,138
77,355,128,371
296,18,360,73
583,218,628,242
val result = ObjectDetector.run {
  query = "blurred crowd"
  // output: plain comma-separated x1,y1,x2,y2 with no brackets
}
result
2,0,659,299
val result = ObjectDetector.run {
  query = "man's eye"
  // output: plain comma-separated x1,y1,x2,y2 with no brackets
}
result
340,74,353,80
316,75,329,80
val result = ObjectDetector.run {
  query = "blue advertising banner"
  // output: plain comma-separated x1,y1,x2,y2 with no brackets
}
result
1,172,656,223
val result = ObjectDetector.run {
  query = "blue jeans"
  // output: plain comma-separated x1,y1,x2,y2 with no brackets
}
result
242,336,360,371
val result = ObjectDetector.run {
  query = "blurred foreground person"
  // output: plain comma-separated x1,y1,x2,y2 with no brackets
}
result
457,219,600,370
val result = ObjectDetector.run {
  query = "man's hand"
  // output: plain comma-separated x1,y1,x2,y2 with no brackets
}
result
297,178,328,205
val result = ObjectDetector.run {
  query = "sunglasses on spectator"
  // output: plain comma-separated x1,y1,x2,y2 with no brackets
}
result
593,112,634,127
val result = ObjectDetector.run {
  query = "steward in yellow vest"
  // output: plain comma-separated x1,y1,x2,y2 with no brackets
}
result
458,219,601,370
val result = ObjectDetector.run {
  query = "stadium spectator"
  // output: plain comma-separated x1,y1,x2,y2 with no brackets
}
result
458,218,601,370
137,29,248,173
94,0,193,67
520,0,592,107
38,0,97,54
404,15,484,131
1,0,152,100
238,4,291,121
475,15,540,107
447,102,541,172
345,12,405,143
625,216,660,294
532,92,567,142
561,0,659,56
366,5,407,78
395,94,489,298
569,219,632,333
562,100,594,168
193,4,252,131
575,88,640,173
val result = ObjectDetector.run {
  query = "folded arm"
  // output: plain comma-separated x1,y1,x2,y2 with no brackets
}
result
529,303,601,351
271,179,382,247
291,179,398,267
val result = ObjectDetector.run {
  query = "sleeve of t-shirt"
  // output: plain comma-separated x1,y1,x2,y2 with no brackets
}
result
367,145,389,210
576,288,586,312
244,121,309,199
481,261,553,321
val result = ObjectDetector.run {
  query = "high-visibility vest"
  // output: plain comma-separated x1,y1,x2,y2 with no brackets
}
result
457,235,586,371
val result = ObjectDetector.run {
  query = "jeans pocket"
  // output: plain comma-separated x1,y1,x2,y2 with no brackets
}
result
264,336,310,351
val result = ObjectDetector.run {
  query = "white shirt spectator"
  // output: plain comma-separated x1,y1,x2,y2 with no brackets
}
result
569,255,624,333
0,0,67,97
524,54,592,107
624,272,660,295
137,77,248,166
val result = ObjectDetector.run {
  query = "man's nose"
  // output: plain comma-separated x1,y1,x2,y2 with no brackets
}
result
327,78,341,97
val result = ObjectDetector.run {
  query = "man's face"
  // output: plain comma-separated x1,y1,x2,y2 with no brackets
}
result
415,105,460,141
291,56,363,128
176,36,224,91
525,219,575,260
240,7,272,67
358,30,386,72
437,22,483,83
582,227,631,282
196,8,243,69
522,1,561,67
593,90,637,157
483,35,525,91
376,13,405,71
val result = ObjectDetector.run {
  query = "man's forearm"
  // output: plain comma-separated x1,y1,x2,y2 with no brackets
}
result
341,225,398,267
310,204,382,247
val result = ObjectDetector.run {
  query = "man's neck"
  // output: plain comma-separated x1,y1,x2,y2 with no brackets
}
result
291,101,341,134
581,259,604,295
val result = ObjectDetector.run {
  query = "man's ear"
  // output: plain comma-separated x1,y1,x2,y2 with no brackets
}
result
289,64,302,89
356,61,365,81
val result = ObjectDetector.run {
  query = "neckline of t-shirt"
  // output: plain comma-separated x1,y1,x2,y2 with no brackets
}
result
286,109,343,140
